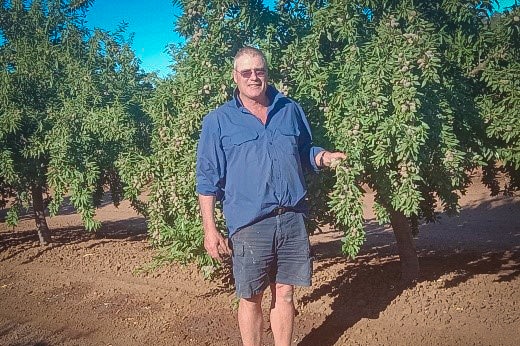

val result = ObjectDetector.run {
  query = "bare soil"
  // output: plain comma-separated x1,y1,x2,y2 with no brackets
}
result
1,177,519,346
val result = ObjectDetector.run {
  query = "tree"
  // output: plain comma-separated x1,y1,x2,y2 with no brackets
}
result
0,0,152,245
276,0,519,282
134,0,518,281
474,7,520,194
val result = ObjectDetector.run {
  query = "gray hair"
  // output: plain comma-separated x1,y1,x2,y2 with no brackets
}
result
233,46,268,70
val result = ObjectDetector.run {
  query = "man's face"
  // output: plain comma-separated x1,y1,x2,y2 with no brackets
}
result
233,54,268,103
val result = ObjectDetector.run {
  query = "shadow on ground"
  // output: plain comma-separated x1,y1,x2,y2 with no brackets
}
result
0,194,123,222
0,321,94,346
0,218,147,262
298,196,520,346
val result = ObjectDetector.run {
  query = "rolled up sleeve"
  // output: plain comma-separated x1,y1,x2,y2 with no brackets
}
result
196,115,226,200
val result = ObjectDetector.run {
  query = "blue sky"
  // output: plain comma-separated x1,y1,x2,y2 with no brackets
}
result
85,0,276,77
85,0,517,78
85,0,182,77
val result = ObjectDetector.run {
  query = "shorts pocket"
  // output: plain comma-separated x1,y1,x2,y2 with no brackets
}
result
233,243,244,257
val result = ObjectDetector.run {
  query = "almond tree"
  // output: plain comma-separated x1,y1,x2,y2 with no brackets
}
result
131,0,518,281
475,7,520,193
278,0,519,282
0,0,151,245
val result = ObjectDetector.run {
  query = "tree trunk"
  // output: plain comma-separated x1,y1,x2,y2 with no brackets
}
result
32,184,51,246
389,209,419,284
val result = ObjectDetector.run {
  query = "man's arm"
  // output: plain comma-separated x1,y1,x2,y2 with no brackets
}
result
196,114,230,261
198,194,231,261
293,103,347,169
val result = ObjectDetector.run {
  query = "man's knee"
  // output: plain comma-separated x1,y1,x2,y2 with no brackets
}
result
240,291,264,308
272,283,294,304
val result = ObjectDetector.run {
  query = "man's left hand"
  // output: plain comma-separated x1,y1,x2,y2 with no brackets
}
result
317,151,347,168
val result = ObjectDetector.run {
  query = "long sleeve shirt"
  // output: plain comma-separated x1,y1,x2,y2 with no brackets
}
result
196,85,323,237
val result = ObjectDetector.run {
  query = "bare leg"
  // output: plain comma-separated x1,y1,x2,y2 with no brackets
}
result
238,292,264,346
270,283,295,346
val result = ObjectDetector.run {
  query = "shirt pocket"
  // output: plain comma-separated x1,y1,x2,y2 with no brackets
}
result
223,130,259,163
276,127,300,156
229,131,258,146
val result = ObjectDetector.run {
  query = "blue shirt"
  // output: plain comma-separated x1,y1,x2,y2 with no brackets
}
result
196,86,323,237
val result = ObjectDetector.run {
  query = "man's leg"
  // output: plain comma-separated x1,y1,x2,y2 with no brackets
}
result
238,291,265,346
269,283,295,346
269,212,312,345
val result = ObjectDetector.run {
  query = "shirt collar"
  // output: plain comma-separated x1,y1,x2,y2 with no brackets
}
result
232,85,282,110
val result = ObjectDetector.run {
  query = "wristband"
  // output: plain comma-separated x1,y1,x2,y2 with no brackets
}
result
318,151,326,168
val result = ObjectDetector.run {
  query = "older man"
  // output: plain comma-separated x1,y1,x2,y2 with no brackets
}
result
196,46,345,346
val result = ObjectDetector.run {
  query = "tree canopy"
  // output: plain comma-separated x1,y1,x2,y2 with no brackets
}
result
0,0,152,244
125,0,518,280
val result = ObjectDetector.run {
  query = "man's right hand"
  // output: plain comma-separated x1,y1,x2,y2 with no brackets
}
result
204,228,231,262
198,194,231,261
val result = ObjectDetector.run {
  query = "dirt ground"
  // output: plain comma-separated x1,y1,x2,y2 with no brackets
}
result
1,176,519,346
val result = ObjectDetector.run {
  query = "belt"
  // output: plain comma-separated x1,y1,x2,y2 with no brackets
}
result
272,207,291,216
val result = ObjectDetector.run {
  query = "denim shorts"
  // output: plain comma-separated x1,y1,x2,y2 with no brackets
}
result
229,211,312,299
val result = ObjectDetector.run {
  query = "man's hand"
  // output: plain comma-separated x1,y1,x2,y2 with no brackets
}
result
199,194,231,262
204,228,231,262
316,151,347,168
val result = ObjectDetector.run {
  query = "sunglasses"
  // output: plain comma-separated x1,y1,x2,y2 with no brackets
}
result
235,68,267,79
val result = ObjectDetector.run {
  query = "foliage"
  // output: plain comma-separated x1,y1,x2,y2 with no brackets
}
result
131,0,519,271
475,7,520,193
280,0,519,256
0,0,152,236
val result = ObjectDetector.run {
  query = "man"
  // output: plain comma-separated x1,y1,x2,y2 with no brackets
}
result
196,46,345,346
